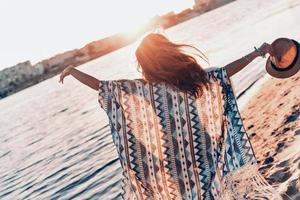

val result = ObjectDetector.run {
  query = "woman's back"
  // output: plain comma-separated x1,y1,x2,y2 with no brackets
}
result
57,33,282,200
97,67,269,200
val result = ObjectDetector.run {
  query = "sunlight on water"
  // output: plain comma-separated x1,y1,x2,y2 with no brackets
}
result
1,0,300,199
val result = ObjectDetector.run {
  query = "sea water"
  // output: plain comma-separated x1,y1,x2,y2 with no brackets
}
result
1,0,300,199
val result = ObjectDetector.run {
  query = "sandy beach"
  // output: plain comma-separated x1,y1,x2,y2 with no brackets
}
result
1,0,300,199
240,72,300,199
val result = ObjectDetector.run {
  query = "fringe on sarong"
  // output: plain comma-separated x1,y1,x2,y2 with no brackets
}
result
221,163,283,200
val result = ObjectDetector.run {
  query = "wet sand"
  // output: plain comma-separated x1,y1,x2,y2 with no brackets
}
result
240,72,300,199
1,0,300,199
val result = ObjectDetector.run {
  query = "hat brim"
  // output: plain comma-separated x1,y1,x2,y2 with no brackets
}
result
265,39,300,79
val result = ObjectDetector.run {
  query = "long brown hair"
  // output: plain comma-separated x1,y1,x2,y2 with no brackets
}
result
135,33,211,98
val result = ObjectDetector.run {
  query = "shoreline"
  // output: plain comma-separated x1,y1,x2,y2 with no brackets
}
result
237,71,272,112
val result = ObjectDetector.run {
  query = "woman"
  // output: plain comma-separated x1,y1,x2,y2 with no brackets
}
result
59,33,280,199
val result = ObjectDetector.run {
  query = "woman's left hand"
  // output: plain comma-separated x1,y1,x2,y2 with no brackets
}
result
257,42,273,57
59,65,74,84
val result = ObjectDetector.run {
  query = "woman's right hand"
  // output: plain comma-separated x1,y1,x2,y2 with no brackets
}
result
59,65,75,84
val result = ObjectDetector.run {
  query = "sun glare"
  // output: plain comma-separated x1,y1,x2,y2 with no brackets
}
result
112,0,194,37
0,0,194,69
120,15,151,36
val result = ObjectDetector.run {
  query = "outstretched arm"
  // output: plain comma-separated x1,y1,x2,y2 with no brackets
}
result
224,42,273,78
59,65,100,91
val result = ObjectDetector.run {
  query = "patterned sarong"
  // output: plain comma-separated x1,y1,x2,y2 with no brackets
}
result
98,66,282,199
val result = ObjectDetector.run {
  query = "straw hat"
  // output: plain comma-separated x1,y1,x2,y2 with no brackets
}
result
265,38,300,78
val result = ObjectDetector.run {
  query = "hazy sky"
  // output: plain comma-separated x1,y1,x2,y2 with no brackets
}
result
0,0,194,70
